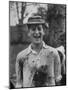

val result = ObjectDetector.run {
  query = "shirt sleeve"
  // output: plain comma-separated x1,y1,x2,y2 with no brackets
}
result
54,50,62,82
15,54,23,88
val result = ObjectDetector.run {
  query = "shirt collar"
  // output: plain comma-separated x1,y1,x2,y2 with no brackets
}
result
27,41,48,54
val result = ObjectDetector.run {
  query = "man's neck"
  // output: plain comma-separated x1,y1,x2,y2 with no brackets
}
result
31,42,43,53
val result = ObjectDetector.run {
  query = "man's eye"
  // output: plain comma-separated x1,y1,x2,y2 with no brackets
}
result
32,28,36,31
37,27,41,31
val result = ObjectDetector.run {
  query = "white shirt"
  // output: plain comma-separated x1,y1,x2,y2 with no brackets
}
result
16,41,62,88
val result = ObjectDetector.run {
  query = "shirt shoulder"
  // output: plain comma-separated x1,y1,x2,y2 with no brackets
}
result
44,45,59,56
16,47,30,61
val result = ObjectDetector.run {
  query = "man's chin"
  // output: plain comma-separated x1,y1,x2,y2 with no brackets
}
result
33,40,42,44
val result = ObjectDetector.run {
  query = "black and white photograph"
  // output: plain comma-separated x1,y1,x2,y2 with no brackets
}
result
9,1,66,89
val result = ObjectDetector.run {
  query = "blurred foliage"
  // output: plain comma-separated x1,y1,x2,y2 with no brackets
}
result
16,2,26,25
44,4,66,48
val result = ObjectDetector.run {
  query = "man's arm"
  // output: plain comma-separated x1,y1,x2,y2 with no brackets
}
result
15,55,23,88
62,53,66,75
54,50,62,85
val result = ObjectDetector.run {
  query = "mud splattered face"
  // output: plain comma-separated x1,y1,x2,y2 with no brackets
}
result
28,24,44,44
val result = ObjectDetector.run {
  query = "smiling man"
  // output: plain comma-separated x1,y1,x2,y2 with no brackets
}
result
28,24,43,44
15,13,62,88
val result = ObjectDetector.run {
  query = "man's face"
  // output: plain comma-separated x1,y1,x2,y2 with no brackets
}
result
28,24,44,44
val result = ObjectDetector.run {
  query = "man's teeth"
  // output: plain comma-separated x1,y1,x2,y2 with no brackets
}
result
34,35,41,38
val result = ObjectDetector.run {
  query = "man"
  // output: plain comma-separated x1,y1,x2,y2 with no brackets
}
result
15,14,62,88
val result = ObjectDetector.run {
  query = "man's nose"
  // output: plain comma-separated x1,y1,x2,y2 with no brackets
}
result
35,28,39,34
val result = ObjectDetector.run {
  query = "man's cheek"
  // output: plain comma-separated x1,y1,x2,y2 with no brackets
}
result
28,32,33,37
39,31,44,35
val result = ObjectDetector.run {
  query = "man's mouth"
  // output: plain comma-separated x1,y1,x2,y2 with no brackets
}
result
33,34,41,39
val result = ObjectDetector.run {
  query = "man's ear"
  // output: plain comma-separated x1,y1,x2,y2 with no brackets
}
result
43,31,45,36
42,30,45,36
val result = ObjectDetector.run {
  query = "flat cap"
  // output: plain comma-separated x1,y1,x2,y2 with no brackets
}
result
23,14,49,28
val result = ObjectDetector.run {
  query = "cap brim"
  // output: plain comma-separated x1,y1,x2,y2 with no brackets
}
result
27,22,48,28
27,22,45,25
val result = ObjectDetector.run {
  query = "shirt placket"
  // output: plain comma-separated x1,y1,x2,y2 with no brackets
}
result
29,52,42,86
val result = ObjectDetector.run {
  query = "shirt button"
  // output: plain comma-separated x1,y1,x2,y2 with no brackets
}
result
32,61,35,63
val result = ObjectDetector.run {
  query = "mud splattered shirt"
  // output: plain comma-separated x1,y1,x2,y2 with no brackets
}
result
16,42,62,88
